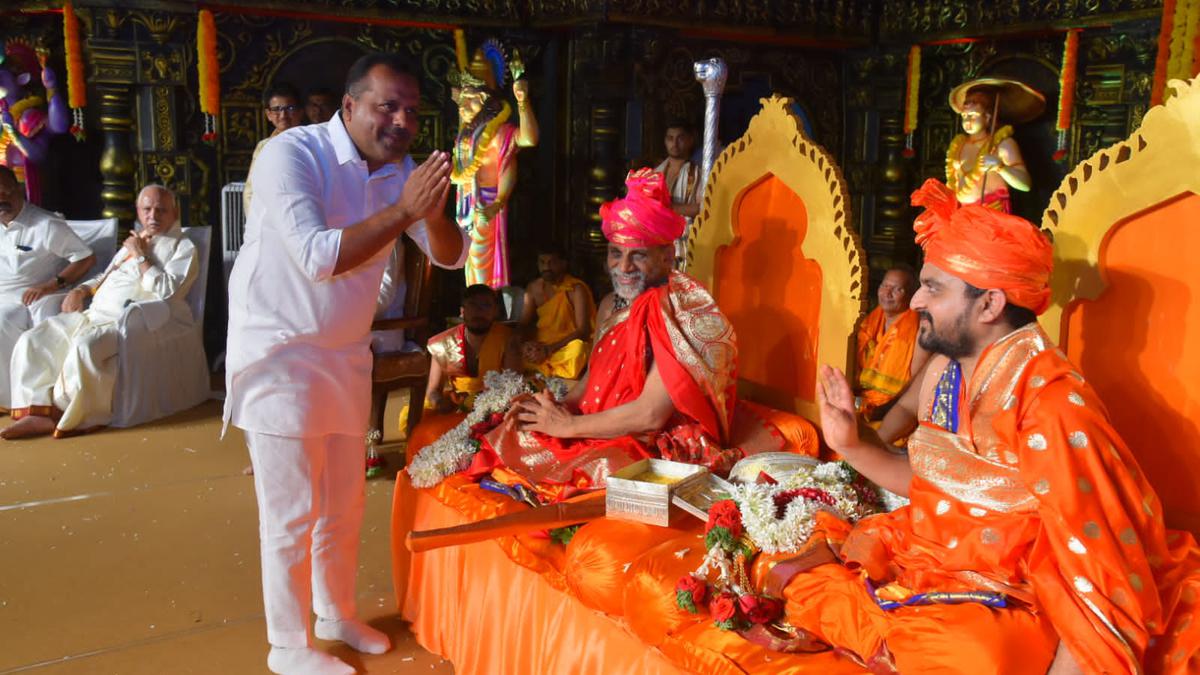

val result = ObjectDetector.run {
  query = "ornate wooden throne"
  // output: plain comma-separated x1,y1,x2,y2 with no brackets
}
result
685,94,867,427
1041,76,1200,535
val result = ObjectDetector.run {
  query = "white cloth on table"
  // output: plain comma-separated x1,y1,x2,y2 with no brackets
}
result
245,431,365,648
0,203,93,408
9,224,196,432
223,111,468,440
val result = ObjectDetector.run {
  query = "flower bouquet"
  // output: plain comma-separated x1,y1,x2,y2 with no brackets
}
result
675,461,881,640
407,370,568,488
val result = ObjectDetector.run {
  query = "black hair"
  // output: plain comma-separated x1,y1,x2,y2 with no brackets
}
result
262,82,302,108
462,284,497,304
306,86,337,101
0,165,18,187
963,283,1037,330
664,118,697,136
345,53,418,98
537,244,568,260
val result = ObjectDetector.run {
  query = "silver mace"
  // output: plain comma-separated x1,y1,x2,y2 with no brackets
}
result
693,57,728,205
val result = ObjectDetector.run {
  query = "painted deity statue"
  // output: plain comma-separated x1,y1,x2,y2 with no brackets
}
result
0,41,69,204
450,35,538,288
945,78,1043,213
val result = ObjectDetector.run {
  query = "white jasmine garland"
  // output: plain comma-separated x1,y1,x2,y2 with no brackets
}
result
407,370,561,488
728,462,879,555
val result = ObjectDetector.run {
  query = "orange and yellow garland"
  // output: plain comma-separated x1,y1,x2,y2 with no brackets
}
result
1152,0,1200,105
902,45,921,158
197,9,220,143
1053,29,1080,161
62,1,86,140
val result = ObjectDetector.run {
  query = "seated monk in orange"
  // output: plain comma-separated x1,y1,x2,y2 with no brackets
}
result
518,245,595,381
854,264,929,420
405,284,521,453
469,168,742,492
778,181,1200,673
614,180,1200,673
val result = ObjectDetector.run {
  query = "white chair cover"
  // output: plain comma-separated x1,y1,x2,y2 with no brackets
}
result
110,226,212,428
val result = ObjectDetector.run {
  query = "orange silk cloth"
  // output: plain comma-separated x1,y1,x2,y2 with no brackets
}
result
479,271,738,487
855,307,919,416
836,324,1200,673
426,322,512,396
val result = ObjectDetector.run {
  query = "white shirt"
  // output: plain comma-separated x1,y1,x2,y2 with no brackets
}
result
224,112,468,438
81,224,198,321
655,158,699,207
0,203,93,301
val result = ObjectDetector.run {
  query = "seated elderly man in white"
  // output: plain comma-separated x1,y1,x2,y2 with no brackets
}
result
0,165,95,411
2,185,197,440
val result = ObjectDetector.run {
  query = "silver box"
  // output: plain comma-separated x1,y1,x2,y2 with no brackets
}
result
605,459,709,526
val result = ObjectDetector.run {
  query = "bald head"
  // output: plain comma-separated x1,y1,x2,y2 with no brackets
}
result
136,185,179,238
878,266,917,317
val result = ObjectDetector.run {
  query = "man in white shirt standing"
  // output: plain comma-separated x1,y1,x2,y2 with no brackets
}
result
3,184,196,439
223,53,468,675
0,165,95,411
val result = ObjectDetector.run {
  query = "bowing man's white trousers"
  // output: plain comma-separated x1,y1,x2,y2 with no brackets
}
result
245,431,365,648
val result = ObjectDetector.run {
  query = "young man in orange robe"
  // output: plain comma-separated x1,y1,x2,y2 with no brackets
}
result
800,180,1200,673
518,246,595,380
854,265,929,420
403,284,521,458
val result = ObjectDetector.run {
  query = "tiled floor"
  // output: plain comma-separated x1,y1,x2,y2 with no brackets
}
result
0,400,454,674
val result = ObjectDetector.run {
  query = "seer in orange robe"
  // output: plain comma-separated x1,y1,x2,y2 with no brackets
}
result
855,265,929,420
404,285,521,462
472,168,741,492
798,180,1200,673
518,246,595,381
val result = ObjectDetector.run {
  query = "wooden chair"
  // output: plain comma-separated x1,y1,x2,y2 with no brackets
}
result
1040,75,1200,536
370,236,434,439
685,94,867,427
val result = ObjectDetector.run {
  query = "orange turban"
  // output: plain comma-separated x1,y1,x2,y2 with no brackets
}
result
600,168,686,248
911,179,1054,314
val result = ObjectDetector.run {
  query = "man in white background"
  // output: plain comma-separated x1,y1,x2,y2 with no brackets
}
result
0,165,94,411
224,53,468,675
4,184,195,439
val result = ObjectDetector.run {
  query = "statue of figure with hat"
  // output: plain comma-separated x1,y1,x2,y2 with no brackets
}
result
0,40,69,204
946,78,1045,213
450,31,539,289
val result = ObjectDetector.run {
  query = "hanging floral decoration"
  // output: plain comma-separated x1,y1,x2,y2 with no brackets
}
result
902,45,921,158
1053,29,1080,162
62,1,86,141
1151,0,1200,104
197,9,220,144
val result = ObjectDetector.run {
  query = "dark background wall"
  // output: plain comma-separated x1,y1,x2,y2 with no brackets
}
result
0,0,1164,357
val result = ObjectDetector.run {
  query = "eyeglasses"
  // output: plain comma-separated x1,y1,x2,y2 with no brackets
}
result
267,104,299,114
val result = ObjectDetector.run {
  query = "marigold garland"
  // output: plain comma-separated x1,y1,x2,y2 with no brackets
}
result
1054,29,1080,162
902,45,921,158
1152,0,1179,105
62,2,86,141
197,9,220,144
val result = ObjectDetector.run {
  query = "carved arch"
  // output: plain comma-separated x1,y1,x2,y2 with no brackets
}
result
685,95,866,422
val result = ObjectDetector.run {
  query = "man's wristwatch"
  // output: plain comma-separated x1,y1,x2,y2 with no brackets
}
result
54,275,67,289
134,255,147,265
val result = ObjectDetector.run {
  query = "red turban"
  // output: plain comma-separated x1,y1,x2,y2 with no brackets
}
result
911,179,1054,314
600,168,686,248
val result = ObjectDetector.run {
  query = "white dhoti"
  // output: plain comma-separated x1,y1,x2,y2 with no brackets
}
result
245,431,365,648
10,309,120,433
0,293,68,409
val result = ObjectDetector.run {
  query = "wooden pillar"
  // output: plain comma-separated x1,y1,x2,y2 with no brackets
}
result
96,84,137,227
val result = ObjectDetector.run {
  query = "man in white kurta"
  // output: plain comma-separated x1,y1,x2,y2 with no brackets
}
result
223,54,467,675
2,185,196,439
0,166,95,410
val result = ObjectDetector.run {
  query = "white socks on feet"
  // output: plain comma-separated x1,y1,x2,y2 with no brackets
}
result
314,617,391,655
267,647,355,675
